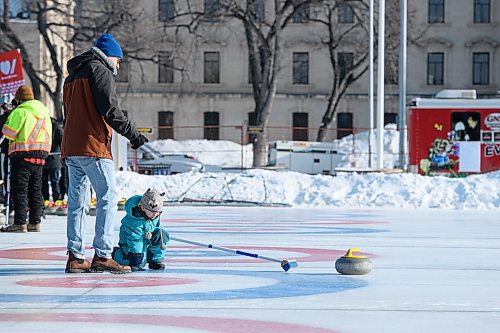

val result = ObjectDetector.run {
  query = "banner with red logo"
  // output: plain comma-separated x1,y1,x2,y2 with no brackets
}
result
0,49,25,101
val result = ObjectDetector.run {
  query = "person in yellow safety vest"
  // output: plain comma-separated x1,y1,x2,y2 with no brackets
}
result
0,85,52,233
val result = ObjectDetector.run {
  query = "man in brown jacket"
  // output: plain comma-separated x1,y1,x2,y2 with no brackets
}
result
62,33,148,273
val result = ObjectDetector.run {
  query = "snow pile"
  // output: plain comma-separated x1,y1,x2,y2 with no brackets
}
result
115,169,500,210
118,127,499,210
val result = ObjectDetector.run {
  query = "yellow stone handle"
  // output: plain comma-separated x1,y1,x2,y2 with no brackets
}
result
344,248,367,259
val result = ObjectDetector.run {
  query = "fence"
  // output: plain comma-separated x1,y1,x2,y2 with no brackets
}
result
137,124,405,170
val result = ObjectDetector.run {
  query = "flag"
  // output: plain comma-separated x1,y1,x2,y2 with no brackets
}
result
0,49,25,102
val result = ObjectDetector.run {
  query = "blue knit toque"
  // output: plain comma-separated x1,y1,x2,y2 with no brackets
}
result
95,33,123,59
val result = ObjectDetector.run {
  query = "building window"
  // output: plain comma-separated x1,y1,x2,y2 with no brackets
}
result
293,113,308,141
338,52,353,83
337,112,353,139
474,0,490,23
427,52,444,85
384,55,399,85
158,111,174,139
1,1,30,19
384,113,398,126
116,57,129,83
338,3,354,23
292,3,309,23
473,52,489,85
204,0,221,22
428,0,444,23
159,0,175,22
204,52,220,84
248,0,265,22
159,51,174,83
204,111,219,140
292,52,309,85
385,67,399,85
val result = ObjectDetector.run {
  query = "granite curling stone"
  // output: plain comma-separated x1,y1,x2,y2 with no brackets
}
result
88,207,97,216
55,204,68,216
335,248,372,275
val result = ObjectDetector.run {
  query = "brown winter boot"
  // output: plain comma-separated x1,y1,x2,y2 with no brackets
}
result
27,224,41,232
90,254,132,274
65,251,91,273
0,224,28,233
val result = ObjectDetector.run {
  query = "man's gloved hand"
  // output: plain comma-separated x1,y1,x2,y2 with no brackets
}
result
130,134,148,150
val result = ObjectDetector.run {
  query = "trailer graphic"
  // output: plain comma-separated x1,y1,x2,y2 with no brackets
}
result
408,91,500,176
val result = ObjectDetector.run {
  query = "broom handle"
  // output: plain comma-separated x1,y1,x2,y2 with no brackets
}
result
170,236,282,263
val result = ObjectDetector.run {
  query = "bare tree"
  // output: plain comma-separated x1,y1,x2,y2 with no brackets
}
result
0,0,148,119
170,0,321,166
240,0,318,166
312,0,401,142
221,0,322,167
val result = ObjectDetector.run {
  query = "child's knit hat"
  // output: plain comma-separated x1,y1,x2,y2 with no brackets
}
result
139,188,165,212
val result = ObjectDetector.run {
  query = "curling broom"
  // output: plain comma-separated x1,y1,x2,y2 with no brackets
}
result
170,236,298,272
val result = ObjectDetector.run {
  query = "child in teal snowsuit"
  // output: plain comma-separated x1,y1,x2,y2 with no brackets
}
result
112,188,169,271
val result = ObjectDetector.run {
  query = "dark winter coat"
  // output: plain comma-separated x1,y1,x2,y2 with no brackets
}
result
44,117,63,169
0,112,10,155
61,47,140,159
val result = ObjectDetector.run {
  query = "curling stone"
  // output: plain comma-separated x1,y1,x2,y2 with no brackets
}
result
45,203,59,215
55,205,68,216
117,198,126,211
88,207,96,216
335,248,372,275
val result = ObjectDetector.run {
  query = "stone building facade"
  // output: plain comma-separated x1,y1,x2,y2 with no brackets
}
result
5,0,500,143
114,0,500,143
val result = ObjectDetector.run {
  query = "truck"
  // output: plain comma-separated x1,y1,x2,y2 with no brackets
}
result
407,90,500,176
267,140,340,175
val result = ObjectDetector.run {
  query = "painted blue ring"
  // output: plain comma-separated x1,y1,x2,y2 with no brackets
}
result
0,268,368,303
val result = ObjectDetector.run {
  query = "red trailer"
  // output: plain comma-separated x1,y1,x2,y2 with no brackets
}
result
408,90,500,176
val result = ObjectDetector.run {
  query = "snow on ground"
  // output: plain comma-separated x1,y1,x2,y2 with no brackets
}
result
117,126,500,210
116,169,500,210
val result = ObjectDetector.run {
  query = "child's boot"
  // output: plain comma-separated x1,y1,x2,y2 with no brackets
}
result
149,262,165,270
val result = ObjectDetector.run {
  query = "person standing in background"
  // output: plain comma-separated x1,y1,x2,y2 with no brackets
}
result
62,33,148,273
58,121,68,201
0,101,13,201
42,117,63,202
0,85,52,233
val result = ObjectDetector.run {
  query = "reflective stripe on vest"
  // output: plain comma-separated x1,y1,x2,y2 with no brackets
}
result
8,118,51,155
2,124,18,140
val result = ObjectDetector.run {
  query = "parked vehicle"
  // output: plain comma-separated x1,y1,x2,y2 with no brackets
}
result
267,140,340,175
408,89,500,175
128,144,204,175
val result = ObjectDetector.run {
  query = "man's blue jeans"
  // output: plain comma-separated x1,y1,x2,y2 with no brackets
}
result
66,157,117,259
